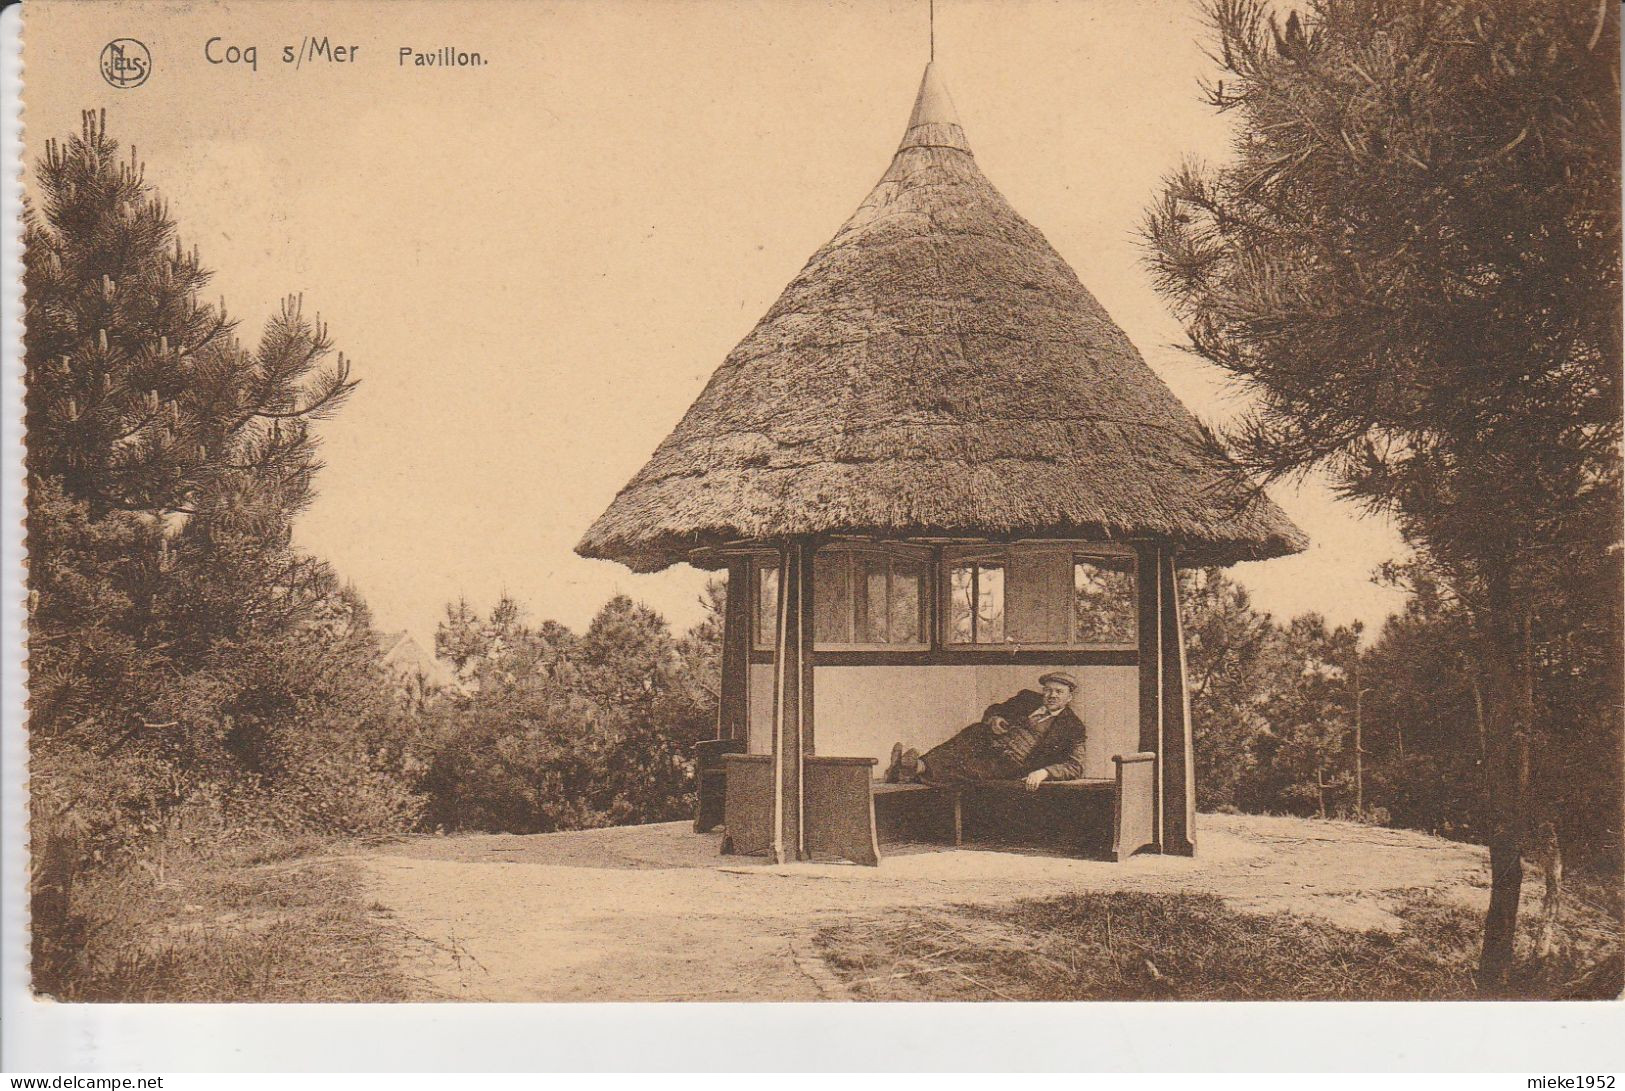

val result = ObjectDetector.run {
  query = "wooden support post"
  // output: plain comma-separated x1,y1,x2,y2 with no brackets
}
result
1158,551,1196,856
798,542,816,759
769,539,815,863
1135,544,1163,851
718,557,751,741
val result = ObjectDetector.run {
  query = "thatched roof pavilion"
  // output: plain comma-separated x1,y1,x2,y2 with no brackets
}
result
578,63,1306,866
578,63,1305,573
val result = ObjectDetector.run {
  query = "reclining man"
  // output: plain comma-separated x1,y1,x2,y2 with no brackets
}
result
884,671,1088,791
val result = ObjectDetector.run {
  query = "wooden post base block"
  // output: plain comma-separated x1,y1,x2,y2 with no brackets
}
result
694,738,746,833
803,756,880,866
1111,752,1157,860
719,753,774,856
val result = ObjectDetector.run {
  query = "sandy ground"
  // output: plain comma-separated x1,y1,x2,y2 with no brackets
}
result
356,813,1522,1001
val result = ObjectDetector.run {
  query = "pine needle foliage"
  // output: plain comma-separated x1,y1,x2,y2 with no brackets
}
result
1143,0,1621,988
25,109,355,531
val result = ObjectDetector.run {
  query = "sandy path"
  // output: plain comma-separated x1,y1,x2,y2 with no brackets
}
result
359,814,1502,1001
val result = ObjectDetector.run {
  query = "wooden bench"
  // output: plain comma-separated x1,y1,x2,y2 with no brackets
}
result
715,749,1158,866
950,756,1157,861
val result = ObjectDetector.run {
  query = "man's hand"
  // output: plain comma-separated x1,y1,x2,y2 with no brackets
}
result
986,715,1009,736
1023,768,1050,792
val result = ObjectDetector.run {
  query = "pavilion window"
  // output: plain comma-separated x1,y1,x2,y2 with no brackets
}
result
1072,554,1138,646
753,557,780,651
946,556,1006,645
813,547,927,648
753,548,927,650
945,546,1136,649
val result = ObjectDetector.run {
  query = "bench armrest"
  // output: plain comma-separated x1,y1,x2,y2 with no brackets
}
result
1111,752,1157,860
695,738,747,771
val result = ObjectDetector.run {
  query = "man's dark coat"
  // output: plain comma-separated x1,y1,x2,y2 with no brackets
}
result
920,689,1090,783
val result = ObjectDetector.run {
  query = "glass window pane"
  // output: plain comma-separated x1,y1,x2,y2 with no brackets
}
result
890,559,923,644
757,561,779,647
1074,556,1137,645
948,564,975,644
861,555,890,643
978,562,1006,644
814,551,852,645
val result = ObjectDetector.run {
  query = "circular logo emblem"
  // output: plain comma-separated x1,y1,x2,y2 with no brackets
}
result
100,39,152,89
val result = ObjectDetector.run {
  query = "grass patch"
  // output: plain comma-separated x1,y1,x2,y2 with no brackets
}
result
36,836,417,1003
815,885,1621,1001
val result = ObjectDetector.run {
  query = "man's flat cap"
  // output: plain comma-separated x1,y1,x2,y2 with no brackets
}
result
1038,671,1079,690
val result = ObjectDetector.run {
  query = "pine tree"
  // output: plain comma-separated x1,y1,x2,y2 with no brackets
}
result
1179,568,1279,809
26,113,423,999
25,111,382,841
25,110,354,527
1144,0,1621,988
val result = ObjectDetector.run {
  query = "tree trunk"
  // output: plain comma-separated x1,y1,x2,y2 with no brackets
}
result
1532,820,1562,961
1476,587,1534,993
1353,656,1364,815
1472,679,1486,762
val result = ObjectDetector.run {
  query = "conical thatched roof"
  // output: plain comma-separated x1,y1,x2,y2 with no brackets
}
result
578,64,1307,573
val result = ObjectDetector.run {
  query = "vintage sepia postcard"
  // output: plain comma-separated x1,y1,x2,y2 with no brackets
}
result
7,0,1623,1058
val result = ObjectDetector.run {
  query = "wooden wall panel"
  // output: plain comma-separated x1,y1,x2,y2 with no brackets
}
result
766,663,1141,779
1006,550,1070,644
747,663,774,754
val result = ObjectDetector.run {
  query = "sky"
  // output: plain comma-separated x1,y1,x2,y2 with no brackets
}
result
23,0,1410,647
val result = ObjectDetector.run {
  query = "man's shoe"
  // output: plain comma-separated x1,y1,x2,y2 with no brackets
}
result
884,743,904,783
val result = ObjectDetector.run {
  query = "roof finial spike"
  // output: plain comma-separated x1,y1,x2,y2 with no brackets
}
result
899,55,969,154
930,0,935,62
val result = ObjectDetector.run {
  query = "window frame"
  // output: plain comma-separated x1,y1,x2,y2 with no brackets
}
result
751,544,932,653
942,549,1008,647
940,543,1139,652
1068,551,1141,650
751,554,781,652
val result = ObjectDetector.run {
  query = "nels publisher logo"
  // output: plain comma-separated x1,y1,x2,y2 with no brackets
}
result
100,38,152,89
